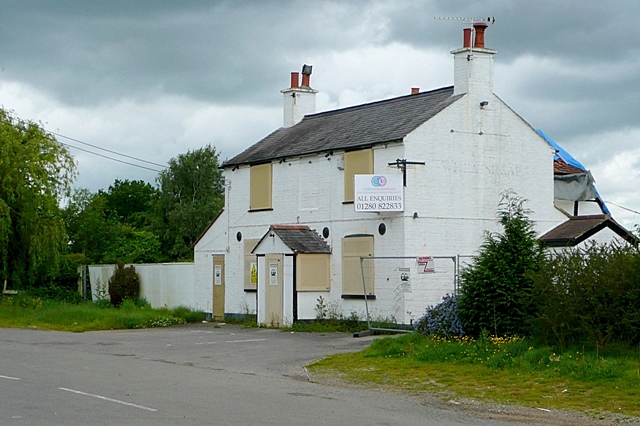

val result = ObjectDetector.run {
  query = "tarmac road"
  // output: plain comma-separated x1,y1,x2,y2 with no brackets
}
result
1,323,537,425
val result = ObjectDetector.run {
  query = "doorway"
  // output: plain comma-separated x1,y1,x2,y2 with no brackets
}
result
264,254,283,327
212,255,225,320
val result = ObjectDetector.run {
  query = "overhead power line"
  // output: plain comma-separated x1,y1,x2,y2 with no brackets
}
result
48,130,168,170
605,201,640,216
58,142,165,173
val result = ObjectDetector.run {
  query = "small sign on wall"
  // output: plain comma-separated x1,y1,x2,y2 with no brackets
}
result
399,267,411,293
417,256,435,274
354,174,404,212
214,265,222,285
250,262,257,284
269,263,278,286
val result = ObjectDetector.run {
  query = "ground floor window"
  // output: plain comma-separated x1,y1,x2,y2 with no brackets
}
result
296,253,330,291
341,235,374,296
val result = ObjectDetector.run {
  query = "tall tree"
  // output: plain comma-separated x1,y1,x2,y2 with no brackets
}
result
153,145,224,260
0,109,76,289
102,179,158,229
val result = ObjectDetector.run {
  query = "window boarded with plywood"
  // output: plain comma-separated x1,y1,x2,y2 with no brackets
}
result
342,235,374,295
243,238,259,291
343,149,373,202
296,254,330,291
250,163,272,210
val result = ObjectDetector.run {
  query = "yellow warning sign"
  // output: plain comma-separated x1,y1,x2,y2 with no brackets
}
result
250,262,257,284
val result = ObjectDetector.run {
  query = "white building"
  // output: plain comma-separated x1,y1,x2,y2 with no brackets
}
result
193,23,629,326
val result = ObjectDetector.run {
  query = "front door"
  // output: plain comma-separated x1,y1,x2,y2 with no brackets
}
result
212,255,225,320
264,254,283,327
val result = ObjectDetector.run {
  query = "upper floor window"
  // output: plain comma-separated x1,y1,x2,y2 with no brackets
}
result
250,163,272,211
344,149,373,202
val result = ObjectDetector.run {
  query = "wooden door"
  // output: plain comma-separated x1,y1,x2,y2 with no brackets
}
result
212,255,225,320
264,254,283,327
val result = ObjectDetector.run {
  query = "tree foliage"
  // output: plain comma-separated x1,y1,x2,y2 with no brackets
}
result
0,109,76,288
102,179,157,229
64,188,161,264
152,144,224,260
457,191,544,337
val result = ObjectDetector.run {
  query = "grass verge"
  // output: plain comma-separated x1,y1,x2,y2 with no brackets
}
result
0,294,204,332
308,333,640,421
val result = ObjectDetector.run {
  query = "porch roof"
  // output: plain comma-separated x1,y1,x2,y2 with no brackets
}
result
253,225,331,254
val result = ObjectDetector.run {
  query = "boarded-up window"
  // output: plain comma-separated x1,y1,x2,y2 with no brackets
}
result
250,163,272,210
344,149,373,202
296,254,330,291
342,235,374,295
243,239,259,290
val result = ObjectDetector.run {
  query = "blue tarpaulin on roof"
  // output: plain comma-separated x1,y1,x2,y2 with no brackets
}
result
536,129,611,215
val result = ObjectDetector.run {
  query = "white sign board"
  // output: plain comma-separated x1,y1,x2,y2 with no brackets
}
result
354,174,404,212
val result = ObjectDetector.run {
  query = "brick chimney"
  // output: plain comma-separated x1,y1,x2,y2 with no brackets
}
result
451,22,496,96
281,64,318,128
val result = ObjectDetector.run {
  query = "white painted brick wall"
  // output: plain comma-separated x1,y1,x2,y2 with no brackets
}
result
282,88,317,127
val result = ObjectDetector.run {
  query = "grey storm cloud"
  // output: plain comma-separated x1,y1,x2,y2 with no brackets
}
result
0,0,387,106
0,0,638,227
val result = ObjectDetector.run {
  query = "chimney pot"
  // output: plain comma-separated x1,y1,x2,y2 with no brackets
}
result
301,64,312,87
473,21,488,48
411,87,419,95
463,28,472,48
290,72,299,89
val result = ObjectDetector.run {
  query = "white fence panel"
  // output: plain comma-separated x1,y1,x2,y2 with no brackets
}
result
88,263,195,310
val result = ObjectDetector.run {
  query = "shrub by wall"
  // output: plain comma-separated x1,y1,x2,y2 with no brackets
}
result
108,261,140,307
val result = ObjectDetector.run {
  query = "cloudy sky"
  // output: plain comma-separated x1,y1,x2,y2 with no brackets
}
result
1,1,638,229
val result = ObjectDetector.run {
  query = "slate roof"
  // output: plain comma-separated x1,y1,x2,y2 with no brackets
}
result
253,225,331,254
539,214,637,247
223,86,461,167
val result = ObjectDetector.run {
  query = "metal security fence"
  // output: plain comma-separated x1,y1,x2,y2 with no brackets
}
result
359,255,475,334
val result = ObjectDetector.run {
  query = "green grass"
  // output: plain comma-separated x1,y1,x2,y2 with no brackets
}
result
0,293,204,332
308,332,640,420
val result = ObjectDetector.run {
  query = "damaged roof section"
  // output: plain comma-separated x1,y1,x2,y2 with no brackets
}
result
538,129,611,215
539,214,637,247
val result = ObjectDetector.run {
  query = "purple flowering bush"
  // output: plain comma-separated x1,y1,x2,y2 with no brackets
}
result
415,294,465,338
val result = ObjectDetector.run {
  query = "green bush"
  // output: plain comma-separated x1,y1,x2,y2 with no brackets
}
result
27,253,87,304
529,241,640,348
108,261,140,307
457,191,544,337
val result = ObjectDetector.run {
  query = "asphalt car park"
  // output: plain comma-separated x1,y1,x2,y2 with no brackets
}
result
1,324,528,425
